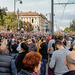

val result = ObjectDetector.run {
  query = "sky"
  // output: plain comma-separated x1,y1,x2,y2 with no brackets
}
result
0,0,75,31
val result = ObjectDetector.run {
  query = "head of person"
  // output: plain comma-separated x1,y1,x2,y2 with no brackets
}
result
0,45,7,53
58,35,64,42
55,40,64,49
32,39,35,44
27,39,32,44
55,35,58,41
52,34,55,39
42,36,46,42
65,51,75,71
23,51,42,72
21,42,28,53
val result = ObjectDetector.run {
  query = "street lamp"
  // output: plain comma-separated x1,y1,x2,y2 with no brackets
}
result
17,9,19,33
14,0,22,32
5,7,8,33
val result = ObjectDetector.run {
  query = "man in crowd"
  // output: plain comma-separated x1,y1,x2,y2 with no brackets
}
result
63,51,75,75
49,40,69,75
11,40,18,59
48,34,55,58
0,45,16,75
39,36,48,75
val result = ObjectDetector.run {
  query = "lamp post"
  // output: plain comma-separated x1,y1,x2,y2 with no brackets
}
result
5,7,8,33
51,0,54,34
17,9,19,33
14,0,22,32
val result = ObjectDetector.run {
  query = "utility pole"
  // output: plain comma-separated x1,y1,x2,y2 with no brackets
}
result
51,0,54,34
14,0,22,32
5,7,8,33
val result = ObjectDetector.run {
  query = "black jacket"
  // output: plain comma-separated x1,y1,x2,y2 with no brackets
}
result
63,70,75,75
39,42,48,59
11,43,18,53
15,52,27,72
0,52,12,75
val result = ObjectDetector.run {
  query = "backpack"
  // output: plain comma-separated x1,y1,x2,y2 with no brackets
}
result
28,43,36,52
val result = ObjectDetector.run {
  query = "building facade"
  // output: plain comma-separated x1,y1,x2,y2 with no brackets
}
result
19,11,52,32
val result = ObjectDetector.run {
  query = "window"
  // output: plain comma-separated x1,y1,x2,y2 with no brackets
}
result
32,19,34,23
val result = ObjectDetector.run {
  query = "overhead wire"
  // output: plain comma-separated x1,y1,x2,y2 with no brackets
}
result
58,0,71,27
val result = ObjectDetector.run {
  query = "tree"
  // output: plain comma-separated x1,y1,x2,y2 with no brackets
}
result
64,27,69,33
0,8,6,26
23,21,33,32
3,12,22,31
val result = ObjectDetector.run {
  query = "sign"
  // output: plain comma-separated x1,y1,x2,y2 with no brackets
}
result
45,25,48,28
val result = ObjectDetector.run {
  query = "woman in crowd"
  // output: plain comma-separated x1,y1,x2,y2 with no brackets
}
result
19,51,42,75
15,42,28,75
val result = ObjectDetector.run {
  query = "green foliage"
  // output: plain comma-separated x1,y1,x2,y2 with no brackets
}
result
64,27,69,33
64,19,75,33
23,21,33,32
0,8,6,26
1,12,22,31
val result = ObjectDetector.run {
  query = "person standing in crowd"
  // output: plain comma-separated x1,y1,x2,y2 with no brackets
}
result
15,42,28,75
48,34,55,57
46,35,51,45
52,35,58,51
11,40,18,59
10,34,15,43
66,36,71,50
16,39,22,53
63,51,75,75
32,38,37,52
49,40,69,75
7,37,11,53
2,37,7,45
19,51,42,75
71,42,75,51
0,45,16,75
39,36,48,75
27,39,36,52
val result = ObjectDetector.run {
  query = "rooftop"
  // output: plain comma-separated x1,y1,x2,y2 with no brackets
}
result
19,11,39,16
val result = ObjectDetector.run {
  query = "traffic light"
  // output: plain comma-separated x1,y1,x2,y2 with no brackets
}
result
46,29,49,33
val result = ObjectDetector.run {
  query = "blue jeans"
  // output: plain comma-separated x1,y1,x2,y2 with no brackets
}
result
11,53,18,59
40,59,46,75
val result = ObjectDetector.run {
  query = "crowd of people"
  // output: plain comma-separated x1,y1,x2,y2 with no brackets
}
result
0,33,75,75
